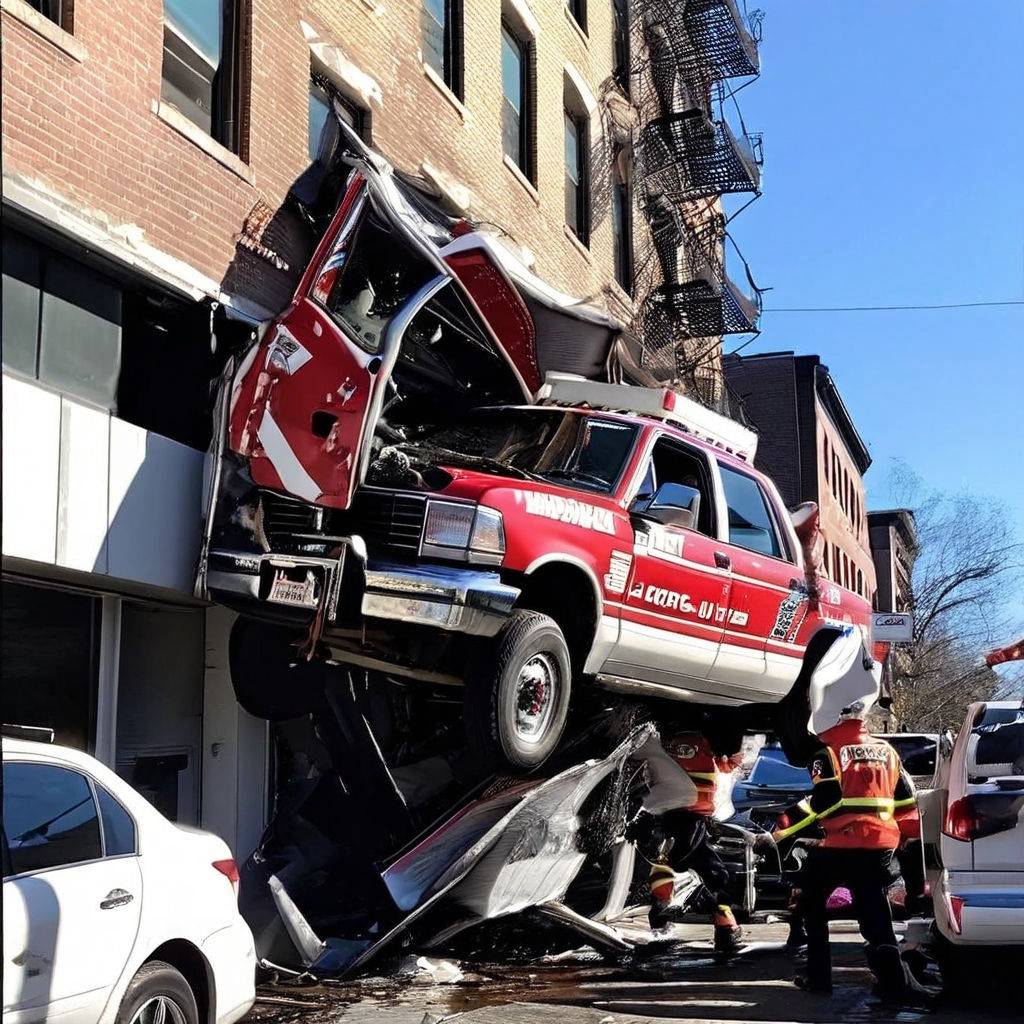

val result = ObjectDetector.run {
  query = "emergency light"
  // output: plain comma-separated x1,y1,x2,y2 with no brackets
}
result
536,373,759,463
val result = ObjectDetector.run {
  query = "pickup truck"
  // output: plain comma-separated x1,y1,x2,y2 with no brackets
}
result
196,125,871,769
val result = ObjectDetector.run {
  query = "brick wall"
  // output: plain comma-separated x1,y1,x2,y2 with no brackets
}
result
815,397,876,600
2,0,630,315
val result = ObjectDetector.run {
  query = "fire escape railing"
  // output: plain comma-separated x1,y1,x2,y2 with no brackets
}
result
632,0,764,353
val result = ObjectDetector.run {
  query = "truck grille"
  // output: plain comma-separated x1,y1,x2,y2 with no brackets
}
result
353,491,426,556
258,489,425,557
259,491,324,550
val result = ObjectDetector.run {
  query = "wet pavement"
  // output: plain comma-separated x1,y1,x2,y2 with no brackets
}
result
247,918,1020,1023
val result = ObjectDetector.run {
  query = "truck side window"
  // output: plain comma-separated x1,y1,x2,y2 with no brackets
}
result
719,464,783,558
646,438,715,537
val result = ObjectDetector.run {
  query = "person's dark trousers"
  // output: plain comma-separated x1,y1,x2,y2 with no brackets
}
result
660,810,732,901
896,839,927,912
799,847,899,990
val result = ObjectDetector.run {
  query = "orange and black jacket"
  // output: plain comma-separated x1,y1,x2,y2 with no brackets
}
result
773,720,919,850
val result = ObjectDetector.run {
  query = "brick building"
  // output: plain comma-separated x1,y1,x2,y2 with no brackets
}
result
1,0,763,851
722,351,876,602
868,508,917,613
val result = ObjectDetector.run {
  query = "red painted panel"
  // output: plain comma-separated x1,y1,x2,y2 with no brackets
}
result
444,248,542,393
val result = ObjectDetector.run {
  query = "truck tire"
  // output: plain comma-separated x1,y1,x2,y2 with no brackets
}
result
464,610,572,770
228,616,325,721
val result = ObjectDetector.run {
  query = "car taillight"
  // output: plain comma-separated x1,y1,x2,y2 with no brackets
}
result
943,794,1024,841
947,894,965,935
213,858,240,899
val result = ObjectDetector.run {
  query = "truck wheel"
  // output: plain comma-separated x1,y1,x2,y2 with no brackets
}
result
464,610,572,770
229,616,325,721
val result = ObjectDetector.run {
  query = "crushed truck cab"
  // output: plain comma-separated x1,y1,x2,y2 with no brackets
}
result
197,127,870,770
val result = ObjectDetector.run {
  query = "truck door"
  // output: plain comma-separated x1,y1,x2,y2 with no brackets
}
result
712,461,808,699
606,435,730,688
227,177,444,510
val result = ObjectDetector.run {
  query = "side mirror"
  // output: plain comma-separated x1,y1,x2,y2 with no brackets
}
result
633,482,701,530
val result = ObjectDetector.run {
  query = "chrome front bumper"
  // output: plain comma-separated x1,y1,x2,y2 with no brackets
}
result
362,561,519,637
205,545,519,637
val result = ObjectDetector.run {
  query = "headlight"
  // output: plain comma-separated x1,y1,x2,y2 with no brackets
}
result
424,501,475,549
422,501,505,563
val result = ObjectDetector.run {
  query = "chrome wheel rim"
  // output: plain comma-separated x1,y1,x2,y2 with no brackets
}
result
515,652,558,744
130,996,188,1024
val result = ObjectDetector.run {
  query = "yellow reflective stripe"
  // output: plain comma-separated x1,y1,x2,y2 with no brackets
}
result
893,797,917,809
775,800,818,840
816,799,844,819
841,797,895,811
813,774,840,784
687,771,718,781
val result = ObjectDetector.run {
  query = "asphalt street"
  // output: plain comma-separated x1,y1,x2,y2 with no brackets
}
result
247,918,1020,1024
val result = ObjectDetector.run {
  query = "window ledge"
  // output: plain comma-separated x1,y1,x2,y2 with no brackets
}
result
1,0,87,61
151,100,255,185
503,154,540,205
563,6,589,48
563,223,593,264
422,62,469,122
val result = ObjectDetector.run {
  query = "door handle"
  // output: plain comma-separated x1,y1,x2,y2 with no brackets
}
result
714,551,731,571
100,888,134,910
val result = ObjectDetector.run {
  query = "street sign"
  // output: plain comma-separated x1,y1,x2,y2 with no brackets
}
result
872,612,913,643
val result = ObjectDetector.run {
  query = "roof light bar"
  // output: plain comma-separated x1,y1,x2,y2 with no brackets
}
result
536,373,758,462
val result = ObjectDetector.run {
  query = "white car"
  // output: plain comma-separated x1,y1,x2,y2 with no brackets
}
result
2,738,256,1024
929,701,1024,947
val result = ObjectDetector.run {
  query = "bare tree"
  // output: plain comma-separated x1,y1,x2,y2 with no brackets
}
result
886,463,1024,731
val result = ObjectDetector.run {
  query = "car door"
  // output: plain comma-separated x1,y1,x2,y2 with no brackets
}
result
2,762,142,1024
227,176,447,510
606,433,731,688
711,461,807,699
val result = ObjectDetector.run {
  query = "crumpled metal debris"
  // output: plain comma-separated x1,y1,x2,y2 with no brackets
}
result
246,723,708,978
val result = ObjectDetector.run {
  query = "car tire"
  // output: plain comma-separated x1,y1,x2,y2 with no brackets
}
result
115,961,199,1024
464,610,572,770
228,616,325,721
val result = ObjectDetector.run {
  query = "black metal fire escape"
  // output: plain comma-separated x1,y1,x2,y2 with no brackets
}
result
630,0,764,375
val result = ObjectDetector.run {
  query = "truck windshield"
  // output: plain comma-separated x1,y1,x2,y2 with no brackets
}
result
418,410,638,494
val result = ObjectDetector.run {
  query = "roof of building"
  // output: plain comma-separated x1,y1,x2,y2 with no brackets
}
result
868,508,919,552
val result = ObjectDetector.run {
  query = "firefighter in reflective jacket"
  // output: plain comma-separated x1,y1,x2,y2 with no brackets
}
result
772,702,920,996
633,732,745,955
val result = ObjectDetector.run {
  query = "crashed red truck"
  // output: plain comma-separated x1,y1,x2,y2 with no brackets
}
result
195,124,872,770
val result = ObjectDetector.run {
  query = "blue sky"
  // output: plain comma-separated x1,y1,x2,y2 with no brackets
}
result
724,1,1024,537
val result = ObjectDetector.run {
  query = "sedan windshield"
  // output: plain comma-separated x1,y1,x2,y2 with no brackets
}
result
417,409,638,494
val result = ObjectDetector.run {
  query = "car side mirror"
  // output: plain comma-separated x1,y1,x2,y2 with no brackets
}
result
632,482,701,530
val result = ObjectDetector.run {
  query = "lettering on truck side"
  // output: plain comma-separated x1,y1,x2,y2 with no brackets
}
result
520,491,617,535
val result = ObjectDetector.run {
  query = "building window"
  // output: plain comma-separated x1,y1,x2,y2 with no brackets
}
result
422,0,463,99
613,0,630,92
856,568,864,596
565,0,587,33
501,24,533,181
822,437,829,483
161,0,245,153
611,176,633,293
823,545,829,575
308,79,368,162
564,108,589,245
25,0,66,28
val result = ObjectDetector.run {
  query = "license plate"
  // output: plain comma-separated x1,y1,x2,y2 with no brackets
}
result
268,568,320,608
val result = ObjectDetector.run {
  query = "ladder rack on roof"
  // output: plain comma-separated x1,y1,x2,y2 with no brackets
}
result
536,373,758,463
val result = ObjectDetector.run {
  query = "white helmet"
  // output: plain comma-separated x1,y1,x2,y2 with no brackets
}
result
807,627,881,735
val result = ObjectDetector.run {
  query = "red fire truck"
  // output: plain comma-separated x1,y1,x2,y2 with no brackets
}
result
197,145,870,770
